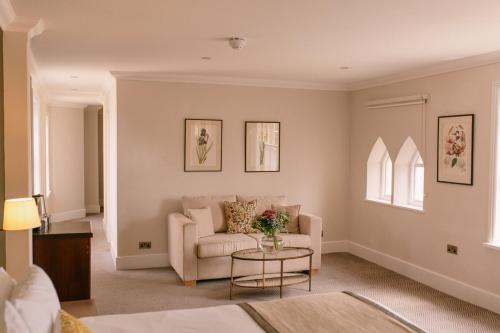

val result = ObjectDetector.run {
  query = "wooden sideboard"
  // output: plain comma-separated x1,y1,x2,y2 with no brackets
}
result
33,221,93,301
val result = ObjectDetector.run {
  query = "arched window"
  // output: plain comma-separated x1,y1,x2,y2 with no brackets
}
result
410,153,424,205
394,137,424,210
366,138,392,203
381,152,392,201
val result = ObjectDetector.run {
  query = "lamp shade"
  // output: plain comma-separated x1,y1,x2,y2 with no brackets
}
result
3,198,41,231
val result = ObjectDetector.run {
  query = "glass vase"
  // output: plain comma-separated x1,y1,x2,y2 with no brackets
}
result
260,235,284,253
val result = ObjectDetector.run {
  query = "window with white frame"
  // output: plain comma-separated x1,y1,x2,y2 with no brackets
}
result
410,154,424,205
491,84,500,245
45,113,51,196
32,95,41,195
366,137,392,203
381,152,393,201
393,137,424,210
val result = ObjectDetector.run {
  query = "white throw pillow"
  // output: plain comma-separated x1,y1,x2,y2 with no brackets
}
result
187,207,215,238
10,265,60,333
0,267,17,332
4,301,30,333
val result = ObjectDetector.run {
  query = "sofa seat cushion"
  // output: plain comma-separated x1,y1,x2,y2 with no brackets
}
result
246,233,311,248
197,233,258,258
237,195,286,215
182,195,236,233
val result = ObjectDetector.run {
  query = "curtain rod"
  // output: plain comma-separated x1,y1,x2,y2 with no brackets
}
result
366,95,428,109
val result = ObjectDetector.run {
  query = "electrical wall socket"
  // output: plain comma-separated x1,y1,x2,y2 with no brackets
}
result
447,244,458,255
139,241,151,249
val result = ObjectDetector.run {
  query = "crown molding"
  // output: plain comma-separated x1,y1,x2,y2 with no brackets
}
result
111,71,350,91
112,50,500,93
45,89,104,108
348,50,500,91
48,100,88,109
0,0,15,30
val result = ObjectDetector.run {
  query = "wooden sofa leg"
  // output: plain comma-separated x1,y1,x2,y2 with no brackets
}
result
183,280,197,287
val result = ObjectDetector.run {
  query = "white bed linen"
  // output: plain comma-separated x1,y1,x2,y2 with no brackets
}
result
81,304,265,333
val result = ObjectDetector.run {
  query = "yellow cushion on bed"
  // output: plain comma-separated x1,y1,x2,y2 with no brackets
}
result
54,310,91,333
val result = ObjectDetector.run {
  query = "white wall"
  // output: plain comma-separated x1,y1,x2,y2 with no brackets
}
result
84,105,100,213
48,105,86,221
350,63,500,299
116,79,351,259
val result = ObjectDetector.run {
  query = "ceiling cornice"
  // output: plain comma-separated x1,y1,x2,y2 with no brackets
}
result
112,50,500,93
111,71,350,92
348,50,500,91
45,89,104,107
0,0,15,30
48,100,88,109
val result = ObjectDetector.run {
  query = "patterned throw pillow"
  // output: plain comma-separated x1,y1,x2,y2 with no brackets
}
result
53,310,91,333
224,200,257,233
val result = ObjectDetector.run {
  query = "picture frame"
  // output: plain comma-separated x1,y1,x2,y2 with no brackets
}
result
437,114,474,185
184,119,222,172
245,121,281,172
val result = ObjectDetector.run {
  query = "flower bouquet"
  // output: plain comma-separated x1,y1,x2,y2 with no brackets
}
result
252,209,289,253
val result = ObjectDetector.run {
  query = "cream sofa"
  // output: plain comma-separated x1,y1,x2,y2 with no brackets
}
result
167,195,322,285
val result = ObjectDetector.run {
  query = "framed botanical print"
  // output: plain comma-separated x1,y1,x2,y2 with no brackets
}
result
245,121,280,172
184,119,222,172
437,114,474,185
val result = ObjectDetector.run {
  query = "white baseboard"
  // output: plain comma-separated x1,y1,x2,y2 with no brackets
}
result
110,242,117,270
322,240,349,253
50,209,86,222
116,253,169,270
86,205,101,214
349,241,500,314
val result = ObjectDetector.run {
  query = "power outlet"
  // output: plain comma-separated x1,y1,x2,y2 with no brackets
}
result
447,244,458,255
139,241,152,249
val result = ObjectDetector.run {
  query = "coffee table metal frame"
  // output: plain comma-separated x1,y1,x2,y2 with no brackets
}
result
229,247,314,299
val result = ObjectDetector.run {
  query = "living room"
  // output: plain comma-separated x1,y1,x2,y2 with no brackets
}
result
1,1,500,332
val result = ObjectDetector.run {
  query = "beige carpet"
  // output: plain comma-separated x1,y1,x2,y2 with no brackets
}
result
88,215,500,333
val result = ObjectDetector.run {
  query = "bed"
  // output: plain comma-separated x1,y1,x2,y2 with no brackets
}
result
80,291,425,333
3,266,425,333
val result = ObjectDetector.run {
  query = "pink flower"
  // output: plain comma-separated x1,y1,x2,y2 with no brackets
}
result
262,210,276,219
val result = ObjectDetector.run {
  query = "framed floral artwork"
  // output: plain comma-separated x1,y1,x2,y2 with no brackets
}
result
184,119,222,172
245,121,280,172
437,114,474,185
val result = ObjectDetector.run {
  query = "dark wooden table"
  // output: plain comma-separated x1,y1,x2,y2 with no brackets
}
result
33,221,93,301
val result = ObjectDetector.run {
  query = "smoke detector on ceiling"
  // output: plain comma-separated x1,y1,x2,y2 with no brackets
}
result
229,37,247,50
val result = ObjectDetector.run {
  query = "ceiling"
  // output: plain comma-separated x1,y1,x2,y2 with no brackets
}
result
10,0,500,97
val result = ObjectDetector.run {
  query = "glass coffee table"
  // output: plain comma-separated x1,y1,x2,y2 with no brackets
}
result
230,247,314,299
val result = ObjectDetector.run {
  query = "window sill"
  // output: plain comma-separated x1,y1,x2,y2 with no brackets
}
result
393,203,424,213
365,198,391,206
483,242,500,251
365,199,425,214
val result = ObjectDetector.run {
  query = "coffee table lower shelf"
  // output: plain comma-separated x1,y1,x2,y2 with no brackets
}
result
233,273,309,288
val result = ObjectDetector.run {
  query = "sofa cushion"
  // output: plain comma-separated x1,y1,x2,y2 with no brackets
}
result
246,233,311,248
224,200,258,234
272,204,301,233
182,195,236,232
197,233,258,258
237,195,287,215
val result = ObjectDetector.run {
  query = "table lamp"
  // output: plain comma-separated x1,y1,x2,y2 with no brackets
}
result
3,198,41,231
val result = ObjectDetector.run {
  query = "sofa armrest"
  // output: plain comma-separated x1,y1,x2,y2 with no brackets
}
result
299,213,322,269
168,213,198,282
